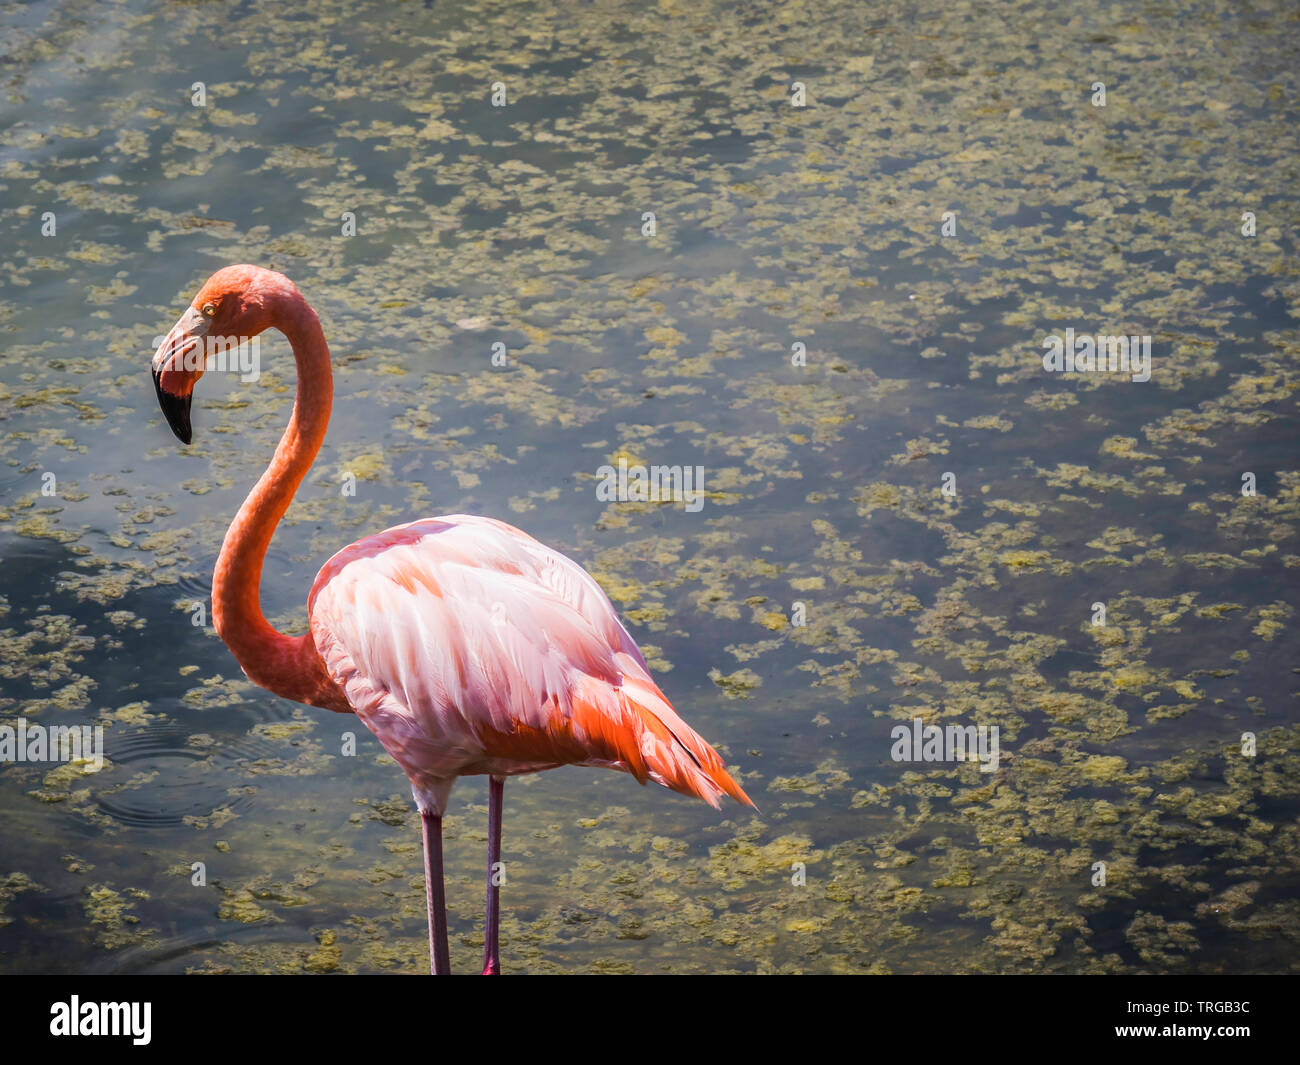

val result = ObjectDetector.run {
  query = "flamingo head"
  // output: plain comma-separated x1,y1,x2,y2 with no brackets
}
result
151,264,294,443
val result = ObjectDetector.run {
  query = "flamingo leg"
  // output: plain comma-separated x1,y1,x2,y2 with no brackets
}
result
482,775,504,975
421,811,451,975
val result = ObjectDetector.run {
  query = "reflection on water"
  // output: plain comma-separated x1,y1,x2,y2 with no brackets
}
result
1,0,1298,973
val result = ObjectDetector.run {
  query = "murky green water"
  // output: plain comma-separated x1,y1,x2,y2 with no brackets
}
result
1,0,1298,973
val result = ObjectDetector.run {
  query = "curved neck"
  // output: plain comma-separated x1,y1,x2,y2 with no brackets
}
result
211,297,349,712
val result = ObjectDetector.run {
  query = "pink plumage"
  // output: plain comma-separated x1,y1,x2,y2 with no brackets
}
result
308,514,750,816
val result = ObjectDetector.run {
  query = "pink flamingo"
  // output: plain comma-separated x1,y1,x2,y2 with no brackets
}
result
150,265,752,974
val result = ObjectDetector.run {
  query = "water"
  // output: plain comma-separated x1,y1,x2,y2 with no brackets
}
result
0,0,1298,973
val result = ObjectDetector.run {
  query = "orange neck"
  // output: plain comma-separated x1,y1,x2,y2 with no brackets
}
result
211,294,350,713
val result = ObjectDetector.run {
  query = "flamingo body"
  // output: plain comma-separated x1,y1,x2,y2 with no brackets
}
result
308,514,749,816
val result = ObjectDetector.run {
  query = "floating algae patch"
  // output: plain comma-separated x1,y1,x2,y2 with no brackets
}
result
0,872,44,928
83,884,155,951
709,834,823,890
708,668,762,699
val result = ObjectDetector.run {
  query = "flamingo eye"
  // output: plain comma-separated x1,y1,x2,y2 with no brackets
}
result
200,302,217,318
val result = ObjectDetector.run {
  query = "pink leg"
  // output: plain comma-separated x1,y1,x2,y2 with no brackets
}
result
421,811,451,975
482,775,504,975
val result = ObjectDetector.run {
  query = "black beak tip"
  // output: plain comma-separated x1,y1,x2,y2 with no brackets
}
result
152,368,194,445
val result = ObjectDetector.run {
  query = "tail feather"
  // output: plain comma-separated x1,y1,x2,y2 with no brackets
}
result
604,667,753,809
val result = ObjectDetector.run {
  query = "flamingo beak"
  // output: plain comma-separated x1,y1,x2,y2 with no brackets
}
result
151,306,208,445
152,367,192,444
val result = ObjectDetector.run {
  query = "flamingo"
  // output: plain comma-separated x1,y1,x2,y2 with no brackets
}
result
149,265,753,974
